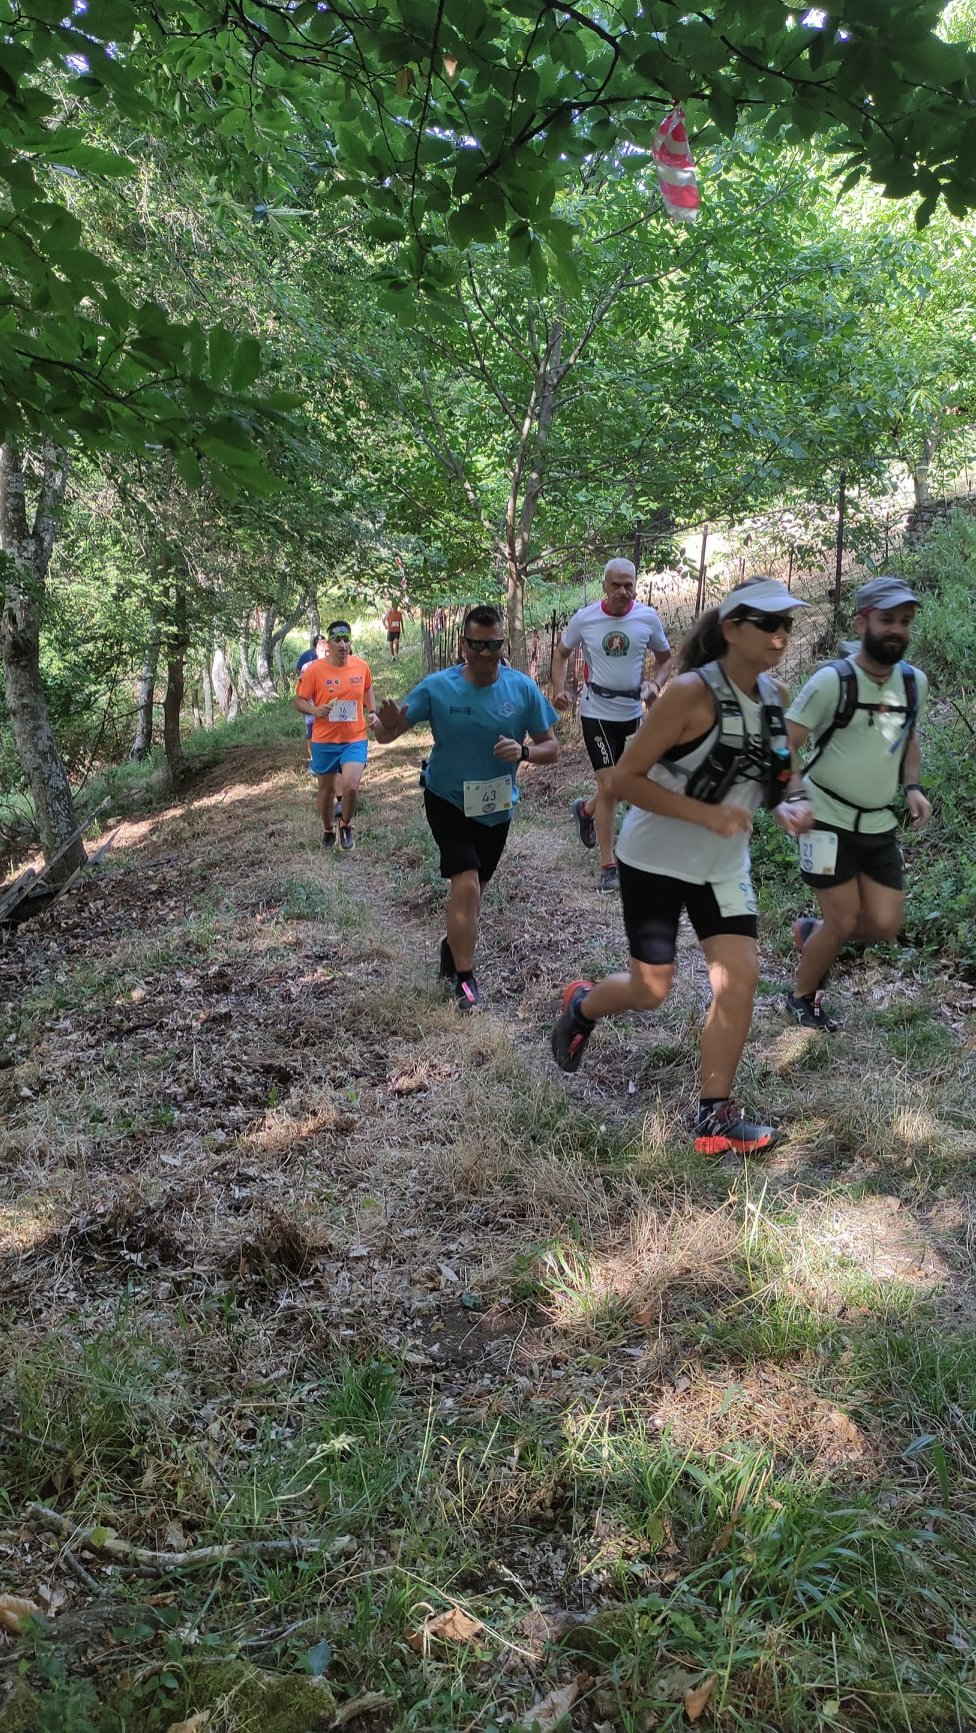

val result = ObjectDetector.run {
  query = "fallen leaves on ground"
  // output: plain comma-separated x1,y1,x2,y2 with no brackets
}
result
407,1603,484,1651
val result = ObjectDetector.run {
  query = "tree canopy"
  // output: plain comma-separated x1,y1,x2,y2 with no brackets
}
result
6,1,976,463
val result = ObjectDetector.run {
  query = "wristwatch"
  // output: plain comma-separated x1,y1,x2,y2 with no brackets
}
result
520,742,531,763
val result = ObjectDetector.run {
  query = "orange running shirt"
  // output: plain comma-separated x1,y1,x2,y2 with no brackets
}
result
296,655,372,744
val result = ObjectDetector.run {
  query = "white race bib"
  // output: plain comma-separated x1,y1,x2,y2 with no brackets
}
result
799,830,838,876
712,875,758,918
462,776,513,819
329,699,358,723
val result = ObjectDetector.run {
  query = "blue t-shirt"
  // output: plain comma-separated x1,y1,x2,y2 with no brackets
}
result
403,664,558,826
296,647,319,675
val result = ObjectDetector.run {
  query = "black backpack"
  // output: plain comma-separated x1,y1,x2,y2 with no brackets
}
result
806,657,918,770
805,657,919,824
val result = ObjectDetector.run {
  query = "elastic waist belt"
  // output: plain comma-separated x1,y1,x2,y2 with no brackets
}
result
809,776,897,833
587,680,642,701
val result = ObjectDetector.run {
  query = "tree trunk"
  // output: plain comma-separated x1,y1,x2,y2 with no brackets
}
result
255,608,278,697
161,572,190,787
237,619,264,700
212,646,238,720
0,440,85,882
201,653,215,729
913,426,940,508
505,320,564,666
129,617,160,760
308,597,320,639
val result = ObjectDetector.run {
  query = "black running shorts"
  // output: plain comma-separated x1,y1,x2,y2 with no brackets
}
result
800,824,903,891
617,860,758,965
581,714,640,773
423,789,510,884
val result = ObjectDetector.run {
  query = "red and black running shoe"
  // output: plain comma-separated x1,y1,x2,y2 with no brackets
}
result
693,1100,778,1157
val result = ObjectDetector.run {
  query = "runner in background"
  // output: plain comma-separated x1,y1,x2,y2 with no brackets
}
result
295,621,377,852
383,604,404,658
295,633,326,759
551,559,672,892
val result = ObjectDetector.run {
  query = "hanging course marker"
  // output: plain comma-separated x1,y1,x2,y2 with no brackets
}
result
653,106,699,222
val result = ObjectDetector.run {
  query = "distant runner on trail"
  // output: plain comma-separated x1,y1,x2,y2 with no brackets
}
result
383,604,404,657
295,633,326,757
551,558,672,893
372,604,559,1013
294,621,377,852
785,575,931,1031
551,577,813,1157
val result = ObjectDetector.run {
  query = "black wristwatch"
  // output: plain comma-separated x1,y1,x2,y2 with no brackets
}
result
904,783,925,795
520,741,531,763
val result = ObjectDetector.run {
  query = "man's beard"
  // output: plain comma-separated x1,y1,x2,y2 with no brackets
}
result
863,628,905,666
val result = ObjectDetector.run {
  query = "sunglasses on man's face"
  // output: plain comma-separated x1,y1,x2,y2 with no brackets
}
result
737,612,794,635
464,636,505,653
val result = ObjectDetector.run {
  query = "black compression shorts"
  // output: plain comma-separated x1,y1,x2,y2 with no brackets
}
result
423,789,510,883
800,824,903,891
617,860,758,965
581,714,640,773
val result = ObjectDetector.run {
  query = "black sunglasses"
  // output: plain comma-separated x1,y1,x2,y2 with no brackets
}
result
736,612,794,634
464,636,505,653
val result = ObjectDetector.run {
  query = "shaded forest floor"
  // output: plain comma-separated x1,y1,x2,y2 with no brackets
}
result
2,701,976,1732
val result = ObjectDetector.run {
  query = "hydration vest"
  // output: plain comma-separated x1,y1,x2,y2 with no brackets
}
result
806,657,919,826
660,661,792,808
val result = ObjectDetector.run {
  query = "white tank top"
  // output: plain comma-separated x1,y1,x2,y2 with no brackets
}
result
615,679,765,885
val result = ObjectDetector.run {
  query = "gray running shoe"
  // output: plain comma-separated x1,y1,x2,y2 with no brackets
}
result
339,824,355,852
322,830,336,849
572,797,597,849
598,864,619,894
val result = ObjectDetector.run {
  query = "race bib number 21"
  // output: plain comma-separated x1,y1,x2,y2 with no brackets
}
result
798,830,838,877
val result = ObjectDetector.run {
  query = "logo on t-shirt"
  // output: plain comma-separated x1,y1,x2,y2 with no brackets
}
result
602,630,630,658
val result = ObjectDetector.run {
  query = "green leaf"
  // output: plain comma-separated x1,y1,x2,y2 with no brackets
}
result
304,1638,332,1676
230,336,262,392
527,241,548,297
208,324,235,386
176,445,203,488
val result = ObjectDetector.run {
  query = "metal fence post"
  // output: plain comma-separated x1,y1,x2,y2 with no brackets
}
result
834,467,847,615
695,523,708,615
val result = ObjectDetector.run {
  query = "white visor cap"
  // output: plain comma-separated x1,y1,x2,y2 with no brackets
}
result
718,578,811,620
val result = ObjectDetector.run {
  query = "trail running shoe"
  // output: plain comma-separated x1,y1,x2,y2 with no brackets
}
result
572,797,597,850
785,991,838,1032
598,864,619,894
551,980,595,1073
439,936,456,980
322,830,336,849
793,914,829,987
455,975,480,1013
339,824,355,852
693,1101,778,1157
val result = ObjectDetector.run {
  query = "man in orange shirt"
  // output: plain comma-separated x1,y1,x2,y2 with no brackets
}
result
294,621,377,851
383,604,404,657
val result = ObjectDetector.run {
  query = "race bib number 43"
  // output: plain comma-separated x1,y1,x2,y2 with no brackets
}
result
462,776,513,818
798,830,839,876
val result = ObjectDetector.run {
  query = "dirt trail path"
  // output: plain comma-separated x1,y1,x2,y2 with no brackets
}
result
2,730,974,1729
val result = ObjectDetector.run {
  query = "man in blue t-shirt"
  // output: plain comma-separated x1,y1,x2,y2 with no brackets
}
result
296,635,326,756
374,604,559,1011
